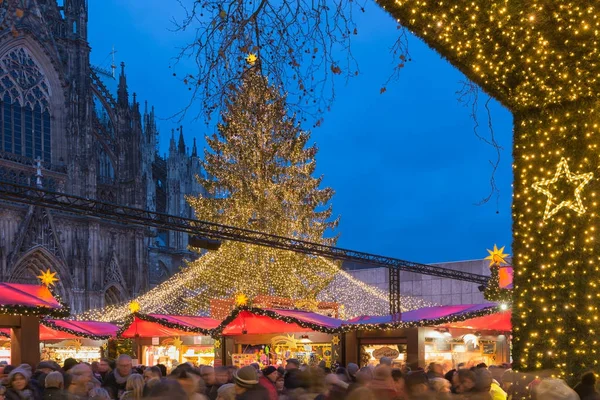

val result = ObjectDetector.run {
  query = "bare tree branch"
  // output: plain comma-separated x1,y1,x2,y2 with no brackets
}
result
456,80,502,209
169,0,410,124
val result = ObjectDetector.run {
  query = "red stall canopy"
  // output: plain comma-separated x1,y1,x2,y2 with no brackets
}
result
120,314,220,338
438,310,512,332
0,283,64,313
217,308,345,336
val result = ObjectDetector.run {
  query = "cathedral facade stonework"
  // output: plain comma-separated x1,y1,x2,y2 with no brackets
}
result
0,0,204,312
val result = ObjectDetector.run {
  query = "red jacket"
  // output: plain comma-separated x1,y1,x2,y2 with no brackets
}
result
259,376,278,400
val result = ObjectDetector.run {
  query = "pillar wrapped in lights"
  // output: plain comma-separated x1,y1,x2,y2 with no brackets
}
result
370,0,600,381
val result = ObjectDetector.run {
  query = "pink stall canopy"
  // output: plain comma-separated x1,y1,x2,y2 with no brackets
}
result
0,283,66,317
346,304,499,329
215,308,346,336
0,320,119,340
438,310,512,332
119,314,220,338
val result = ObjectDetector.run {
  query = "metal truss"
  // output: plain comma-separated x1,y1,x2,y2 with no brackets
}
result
389,268,402,318
0,181,489,313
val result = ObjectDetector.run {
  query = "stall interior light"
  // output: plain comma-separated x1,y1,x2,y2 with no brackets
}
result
299,335,312,344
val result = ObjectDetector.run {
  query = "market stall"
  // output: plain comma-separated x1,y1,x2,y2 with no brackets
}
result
344,304,509,369
0,281,68,366
212,307,346,368
119,313,220,368
1,319,118,364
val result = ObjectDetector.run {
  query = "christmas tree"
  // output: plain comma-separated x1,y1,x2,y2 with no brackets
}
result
185,69,339,309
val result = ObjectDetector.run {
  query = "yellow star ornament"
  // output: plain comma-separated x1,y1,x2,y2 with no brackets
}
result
331,335,340,346
235,293,248,307
128,301,140,314
246,53,258,65
532,158,593,220
484,245,509,267
37,269,58,286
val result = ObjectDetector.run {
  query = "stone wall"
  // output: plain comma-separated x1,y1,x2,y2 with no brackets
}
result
343,259,493,306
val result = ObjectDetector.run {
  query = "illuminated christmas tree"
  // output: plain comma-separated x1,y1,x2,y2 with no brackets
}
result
185,69,339,309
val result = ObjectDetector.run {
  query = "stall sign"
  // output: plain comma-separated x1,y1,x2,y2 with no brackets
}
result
372,346,400,360
152,337,159,345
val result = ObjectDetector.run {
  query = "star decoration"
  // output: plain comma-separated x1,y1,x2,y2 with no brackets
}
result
214,339,221,349
173,337,183,348
331,335,340,346
246,53,258,65
484,245,510,267
234,293,248,307
37,269,58,286
532,158,593,220
128,301,140,314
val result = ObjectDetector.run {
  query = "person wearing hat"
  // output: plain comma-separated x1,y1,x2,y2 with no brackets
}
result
233,366,268,400
284,359,299,371
5,365,40,400
258,367,278,400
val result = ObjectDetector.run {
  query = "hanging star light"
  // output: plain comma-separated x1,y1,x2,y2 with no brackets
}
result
37,269,58,287
128,301,140,314
331,335,340,346
532,158,593,220
234,293,249,307
484,245,510,267
214,339,221,349
246,53,258,65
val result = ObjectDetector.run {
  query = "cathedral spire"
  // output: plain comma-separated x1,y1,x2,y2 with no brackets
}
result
178,126,186,154
192,138,198,158
169,129,176,153
117,62,129,108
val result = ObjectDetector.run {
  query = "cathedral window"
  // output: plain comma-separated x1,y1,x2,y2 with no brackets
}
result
0,47,52,162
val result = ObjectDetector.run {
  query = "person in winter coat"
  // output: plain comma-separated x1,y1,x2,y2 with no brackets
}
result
574,372,600,400
43,372,66,400
258,367,278,400
233,366,269,400
102,355,133,400
5,366,41,400
119,374,144,400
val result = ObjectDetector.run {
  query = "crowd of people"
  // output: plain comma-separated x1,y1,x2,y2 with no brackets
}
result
0,356,595,400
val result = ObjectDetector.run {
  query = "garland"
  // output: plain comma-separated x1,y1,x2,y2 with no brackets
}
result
344,305,504,332
40,319,114,341
117,313,213,338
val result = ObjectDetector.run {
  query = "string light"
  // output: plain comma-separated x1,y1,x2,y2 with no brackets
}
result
372,0,600,382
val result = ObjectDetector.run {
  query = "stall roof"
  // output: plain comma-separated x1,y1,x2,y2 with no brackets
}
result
215,308,346,336
0,283,66,316
438,310,512,332
0,320,119,340
119,314,220,338
346,304,499,329
41,320,119,340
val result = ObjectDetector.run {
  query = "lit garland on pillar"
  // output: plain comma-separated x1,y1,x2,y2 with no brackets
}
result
369,0,600,383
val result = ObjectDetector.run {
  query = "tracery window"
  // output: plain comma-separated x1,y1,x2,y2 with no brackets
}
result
0,47,51,162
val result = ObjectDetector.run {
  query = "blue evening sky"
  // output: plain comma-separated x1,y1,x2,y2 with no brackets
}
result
88,1,513,264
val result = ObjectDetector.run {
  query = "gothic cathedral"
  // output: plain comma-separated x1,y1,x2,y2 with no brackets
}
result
0,0,204,312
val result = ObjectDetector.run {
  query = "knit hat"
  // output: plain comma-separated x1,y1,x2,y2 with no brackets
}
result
9,366,31,382
36,361,57,371
347,363,359,376
233,365,259,389
262,366,277,377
